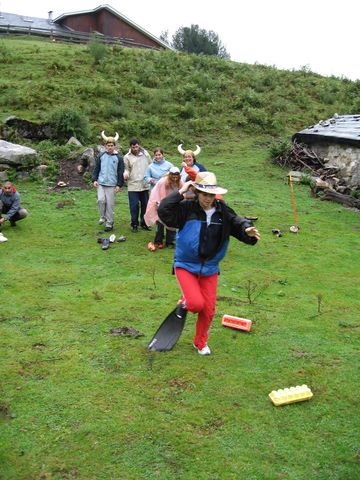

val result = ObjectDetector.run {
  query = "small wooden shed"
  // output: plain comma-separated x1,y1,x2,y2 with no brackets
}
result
293,114,360,187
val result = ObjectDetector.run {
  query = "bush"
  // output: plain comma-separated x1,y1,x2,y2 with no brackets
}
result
269,139,292,162
87,35,107,65
47,107,90,143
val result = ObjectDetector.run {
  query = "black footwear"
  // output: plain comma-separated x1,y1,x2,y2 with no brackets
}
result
10,221,17,227
104,225,113,232
175,303,187,320
101,238,110,250
166,242,175,248
141,224,151,231
131,226,138,233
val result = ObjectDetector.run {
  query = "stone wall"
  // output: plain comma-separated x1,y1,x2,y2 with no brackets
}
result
311,142,360,187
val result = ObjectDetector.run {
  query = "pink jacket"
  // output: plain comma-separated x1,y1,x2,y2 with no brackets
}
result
144,174,183,226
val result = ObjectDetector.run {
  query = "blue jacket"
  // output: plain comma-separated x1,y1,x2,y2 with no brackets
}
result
144,159,174,186
158,191,257,276
92,151,124,187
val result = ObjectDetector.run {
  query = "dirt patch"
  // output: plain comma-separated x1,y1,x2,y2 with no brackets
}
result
110,326,144,337
55,159,90,190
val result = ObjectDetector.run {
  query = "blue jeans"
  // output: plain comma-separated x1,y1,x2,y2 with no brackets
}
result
128,190,149,227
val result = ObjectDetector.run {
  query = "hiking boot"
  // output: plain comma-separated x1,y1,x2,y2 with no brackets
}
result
148,242,156,252
98,217,106,225
109,234,116,243
131,226,138,233
271,228,282,237
193,343,211,355
104,224,113,232
175,302,187,320
101,238,110,250
141,224,151,231
117,235,126,242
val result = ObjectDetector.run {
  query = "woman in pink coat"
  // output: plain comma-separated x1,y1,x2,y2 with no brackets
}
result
144,167,183,250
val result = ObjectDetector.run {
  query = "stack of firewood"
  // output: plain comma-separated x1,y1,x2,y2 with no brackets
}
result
273,141,360,209
274,141,325,172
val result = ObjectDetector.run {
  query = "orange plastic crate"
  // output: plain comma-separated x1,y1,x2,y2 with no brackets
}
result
221,314,252,332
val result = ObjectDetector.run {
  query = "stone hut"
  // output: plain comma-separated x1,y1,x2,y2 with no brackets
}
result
293,114,360,188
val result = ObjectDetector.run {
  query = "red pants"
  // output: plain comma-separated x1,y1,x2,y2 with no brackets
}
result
175,267,218,349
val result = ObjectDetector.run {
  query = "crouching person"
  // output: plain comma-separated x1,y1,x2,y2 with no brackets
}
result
0,181,28,228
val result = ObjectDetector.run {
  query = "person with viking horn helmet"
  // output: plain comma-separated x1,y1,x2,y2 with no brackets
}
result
177,144,206,183
92,131,124,232
158,171,260,355
123,138,152,233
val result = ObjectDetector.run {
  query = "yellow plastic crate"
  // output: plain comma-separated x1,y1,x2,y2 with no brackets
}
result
269,385,313,406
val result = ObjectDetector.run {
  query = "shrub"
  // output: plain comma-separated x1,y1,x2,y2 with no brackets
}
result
47,107,90,143
87,35,107,65
269,139,292,162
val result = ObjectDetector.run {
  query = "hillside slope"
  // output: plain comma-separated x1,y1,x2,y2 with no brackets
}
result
1,36,359,150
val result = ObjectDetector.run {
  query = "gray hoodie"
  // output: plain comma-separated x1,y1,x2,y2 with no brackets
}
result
0,189,21,220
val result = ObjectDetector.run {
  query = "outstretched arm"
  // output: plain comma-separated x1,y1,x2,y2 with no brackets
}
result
245,226,260,241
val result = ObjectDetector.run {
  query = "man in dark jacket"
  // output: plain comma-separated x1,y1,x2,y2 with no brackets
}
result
0,181,28,229
158,171,260,355
92,133,124,232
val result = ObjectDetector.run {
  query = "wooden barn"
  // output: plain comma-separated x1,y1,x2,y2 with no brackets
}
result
0,4,170,50
54,4,169,49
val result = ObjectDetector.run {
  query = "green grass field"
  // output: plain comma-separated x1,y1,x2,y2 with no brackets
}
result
1,138,359,479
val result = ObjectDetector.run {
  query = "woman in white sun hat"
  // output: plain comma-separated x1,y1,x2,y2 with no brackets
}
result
158,171,260,355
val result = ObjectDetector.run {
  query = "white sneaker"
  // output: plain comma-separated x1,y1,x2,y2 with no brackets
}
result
193,343,211,355
109,234,116,243
98,217,106,225
0,232,8,242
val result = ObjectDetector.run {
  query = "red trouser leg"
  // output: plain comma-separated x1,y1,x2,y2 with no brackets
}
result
175,267,218,350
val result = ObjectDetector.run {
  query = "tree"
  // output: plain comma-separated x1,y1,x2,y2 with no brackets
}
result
171,24,230,59
159,30,170,45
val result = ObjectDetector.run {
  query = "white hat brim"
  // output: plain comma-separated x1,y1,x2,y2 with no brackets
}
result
194,185,228,195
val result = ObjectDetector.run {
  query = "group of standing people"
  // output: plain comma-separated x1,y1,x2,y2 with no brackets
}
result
1,134,260,357
92,135,207,249
92,133,260,355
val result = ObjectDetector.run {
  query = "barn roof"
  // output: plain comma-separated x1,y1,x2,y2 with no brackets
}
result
293,114,360,146
54,4,170,50
0,11,67,33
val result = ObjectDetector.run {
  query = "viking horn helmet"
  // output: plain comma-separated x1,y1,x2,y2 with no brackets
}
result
177,144,201,156
101,130,119,143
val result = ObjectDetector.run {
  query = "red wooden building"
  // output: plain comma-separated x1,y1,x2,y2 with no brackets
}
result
0,4,170,50
54,4,169,50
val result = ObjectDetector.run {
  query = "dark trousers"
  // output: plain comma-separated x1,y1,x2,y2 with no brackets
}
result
154,221,176,246
1,205,27,225
128,190,149,227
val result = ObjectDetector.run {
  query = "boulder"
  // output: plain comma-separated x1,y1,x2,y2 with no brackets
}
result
0,171,8,182
0,140,37,167
35,165,49,177
4,116,53,140
67,137,82,146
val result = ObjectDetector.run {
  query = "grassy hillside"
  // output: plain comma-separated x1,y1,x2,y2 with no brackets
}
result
1,36,359,151
0,37,359,480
